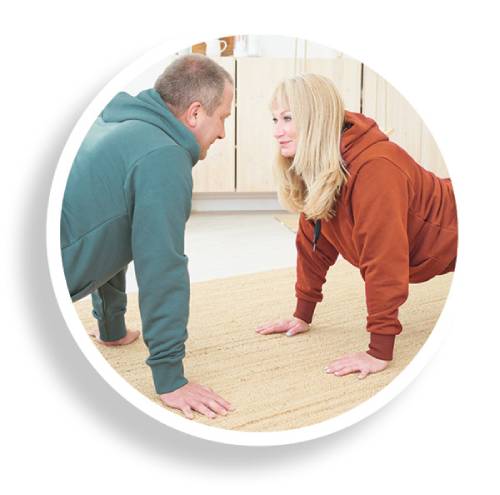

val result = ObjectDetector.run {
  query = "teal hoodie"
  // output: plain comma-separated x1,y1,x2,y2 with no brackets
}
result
61,89,200,394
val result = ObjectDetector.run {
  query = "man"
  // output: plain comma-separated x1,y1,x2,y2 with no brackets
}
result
61,55,234,420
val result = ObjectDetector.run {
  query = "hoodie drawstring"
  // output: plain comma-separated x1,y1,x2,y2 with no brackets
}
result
313,220,321,252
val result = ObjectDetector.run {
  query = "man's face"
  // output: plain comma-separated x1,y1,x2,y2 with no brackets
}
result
192,82,234,160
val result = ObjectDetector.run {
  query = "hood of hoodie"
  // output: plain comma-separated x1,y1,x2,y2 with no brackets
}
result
340,111,389,166
101,89,200,166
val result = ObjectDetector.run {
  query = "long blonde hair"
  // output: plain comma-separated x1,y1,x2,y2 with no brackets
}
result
271,73,348,220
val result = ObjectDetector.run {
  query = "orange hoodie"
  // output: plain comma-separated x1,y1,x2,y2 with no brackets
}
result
293,111,458,361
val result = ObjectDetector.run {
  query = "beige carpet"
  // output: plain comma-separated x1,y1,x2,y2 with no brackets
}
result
74,259,452,432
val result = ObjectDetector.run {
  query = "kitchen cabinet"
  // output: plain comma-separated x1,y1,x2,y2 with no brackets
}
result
236,57,362,192
192,57,236,192
193,57,448,194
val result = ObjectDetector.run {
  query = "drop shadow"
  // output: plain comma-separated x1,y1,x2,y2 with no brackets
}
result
19,98,405,469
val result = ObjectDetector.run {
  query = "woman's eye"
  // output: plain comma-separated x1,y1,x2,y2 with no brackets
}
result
272,118,278,124
284,116,292,121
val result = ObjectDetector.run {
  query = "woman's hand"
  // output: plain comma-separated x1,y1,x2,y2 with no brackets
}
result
256,317,310,337
325,352,388,379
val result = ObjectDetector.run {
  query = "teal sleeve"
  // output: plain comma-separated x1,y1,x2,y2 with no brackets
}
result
127,146,192,394
91,268,128,342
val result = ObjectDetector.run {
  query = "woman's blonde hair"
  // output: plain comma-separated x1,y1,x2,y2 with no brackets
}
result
271,73,348,220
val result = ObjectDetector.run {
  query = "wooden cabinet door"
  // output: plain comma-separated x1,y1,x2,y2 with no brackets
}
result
236,57,362,192
301,57,361,112
192,57,236,192
236,58,296,192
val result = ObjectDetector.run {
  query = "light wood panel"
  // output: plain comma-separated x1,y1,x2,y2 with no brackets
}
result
362,66,449,177
302,57,361,112
236,57,362,192
420,122,448,178
236,58,296,192
192,57,236,192
193,58,448,194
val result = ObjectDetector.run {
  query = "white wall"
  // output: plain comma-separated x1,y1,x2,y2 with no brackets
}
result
123,35,345,95
243,34,341,58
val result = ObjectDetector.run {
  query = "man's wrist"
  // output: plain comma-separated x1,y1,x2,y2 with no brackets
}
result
150,360,187,394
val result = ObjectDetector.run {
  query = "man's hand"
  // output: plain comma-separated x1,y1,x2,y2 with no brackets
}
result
325,352,388,379
256,317,310,337
160,382,234,420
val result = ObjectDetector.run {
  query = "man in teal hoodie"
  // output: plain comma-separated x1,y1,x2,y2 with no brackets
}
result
61,54,234,420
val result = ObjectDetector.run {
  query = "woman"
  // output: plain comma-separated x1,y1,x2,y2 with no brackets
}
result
256,74,457,379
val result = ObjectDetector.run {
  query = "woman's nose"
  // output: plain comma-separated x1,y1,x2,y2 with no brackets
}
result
274,125,285,138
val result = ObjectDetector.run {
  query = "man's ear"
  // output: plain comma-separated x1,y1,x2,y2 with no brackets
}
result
185,101,203,128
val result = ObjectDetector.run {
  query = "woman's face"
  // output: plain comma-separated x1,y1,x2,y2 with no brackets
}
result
272,106,297,158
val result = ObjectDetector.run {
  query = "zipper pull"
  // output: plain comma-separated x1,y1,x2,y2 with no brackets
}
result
313,220,321,252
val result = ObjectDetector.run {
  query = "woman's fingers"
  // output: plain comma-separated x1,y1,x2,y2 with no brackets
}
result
325,352,388,378
286,321,309,336
256,318,309,336
325,358,351,372
357,369,370,379
256,319,293,334
255,320,276,332
335,367,357,376
326,355,360,376
326,365,358,376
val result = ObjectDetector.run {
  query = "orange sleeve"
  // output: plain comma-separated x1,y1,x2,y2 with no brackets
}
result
351,159,411,360
294,213,339,323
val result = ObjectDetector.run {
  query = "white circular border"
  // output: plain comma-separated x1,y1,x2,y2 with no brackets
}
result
46,36,455,447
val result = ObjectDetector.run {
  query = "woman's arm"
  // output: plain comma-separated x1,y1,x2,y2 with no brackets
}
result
324,159,411,378
255,213,338,336
352,159,411,361
294,213,339,323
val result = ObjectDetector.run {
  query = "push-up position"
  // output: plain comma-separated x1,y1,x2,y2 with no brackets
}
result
257,74,457,379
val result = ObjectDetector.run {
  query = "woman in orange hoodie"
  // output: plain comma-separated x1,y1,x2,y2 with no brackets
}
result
256,73,458,378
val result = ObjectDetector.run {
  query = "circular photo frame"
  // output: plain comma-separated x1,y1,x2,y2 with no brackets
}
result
46,35,456,446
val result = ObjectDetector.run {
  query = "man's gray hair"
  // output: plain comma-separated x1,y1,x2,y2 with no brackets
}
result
154,54,233,116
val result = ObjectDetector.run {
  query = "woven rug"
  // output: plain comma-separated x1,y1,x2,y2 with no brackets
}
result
74,259,452,432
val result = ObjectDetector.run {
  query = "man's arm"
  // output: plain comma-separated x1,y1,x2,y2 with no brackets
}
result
127,146,192,395
127,145,233,419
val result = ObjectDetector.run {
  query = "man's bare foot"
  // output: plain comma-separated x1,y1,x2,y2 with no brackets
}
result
89,329,140,346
